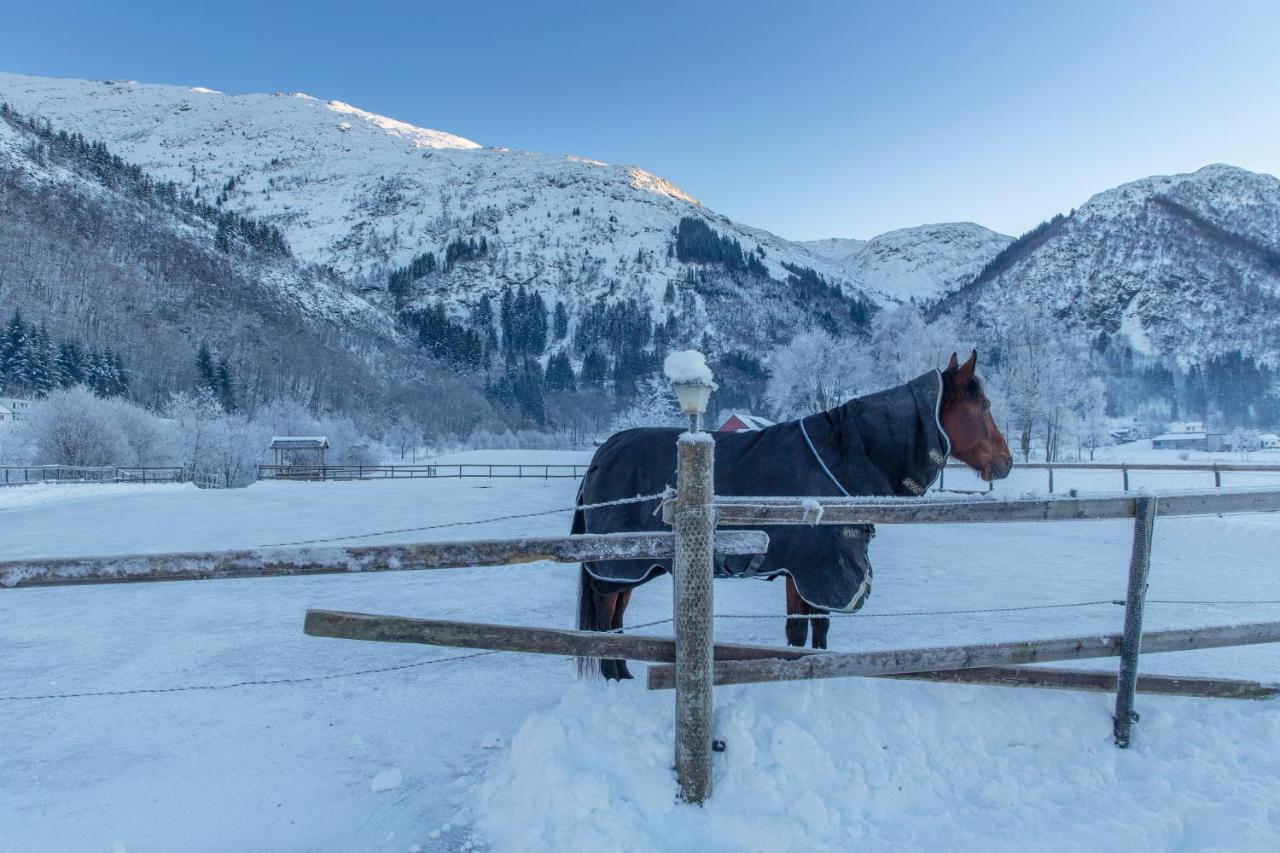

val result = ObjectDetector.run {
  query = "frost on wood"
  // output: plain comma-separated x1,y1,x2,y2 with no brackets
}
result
663,350,715,386
0,531,770,588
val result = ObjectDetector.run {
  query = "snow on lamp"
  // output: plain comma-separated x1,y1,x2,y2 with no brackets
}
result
664,350,716,432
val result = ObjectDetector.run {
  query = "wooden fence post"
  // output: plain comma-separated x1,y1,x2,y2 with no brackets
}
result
1122,467,1129,492
1114,495,1157,748
1214,465,1222,488
673,430,715,803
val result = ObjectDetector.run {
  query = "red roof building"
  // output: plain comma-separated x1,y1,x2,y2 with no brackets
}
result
718,412,776,432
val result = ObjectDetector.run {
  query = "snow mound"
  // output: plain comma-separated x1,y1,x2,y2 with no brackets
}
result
475,679,1280,852
663,350,714,385
370,767,403,792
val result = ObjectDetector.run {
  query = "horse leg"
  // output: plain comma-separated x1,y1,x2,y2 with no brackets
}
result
591,590,621,679
808,603,831,650
609,588,634,680
785,576,809,647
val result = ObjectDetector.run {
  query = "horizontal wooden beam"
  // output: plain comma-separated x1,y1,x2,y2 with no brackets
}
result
645,620,1280,689
947,461,1280,473
879,666,1280,700
303,609,814,663
706,488,1280,526
0,530,769,589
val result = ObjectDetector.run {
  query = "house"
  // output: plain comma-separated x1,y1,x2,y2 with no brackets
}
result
718,412,776,432
0,397,32,422
1151,429,1229,452
1262,433,1280,451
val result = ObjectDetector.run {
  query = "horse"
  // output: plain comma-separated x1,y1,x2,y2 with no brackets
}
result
572,351,1013,680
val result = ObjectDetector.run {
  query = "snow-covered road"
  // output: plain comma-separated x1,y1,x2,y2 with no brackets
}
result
2,460,1279,851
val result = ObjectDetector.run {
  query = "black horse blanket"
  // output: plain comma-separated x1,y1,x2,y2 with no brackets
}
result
575,370,952,611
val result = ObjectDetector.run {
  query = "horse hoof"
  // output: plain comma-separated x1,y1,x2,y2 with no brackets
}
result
615,660,634,680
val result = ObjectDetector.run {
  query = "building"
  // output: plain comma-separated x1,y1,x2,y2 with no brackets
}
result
718,412,776,432
1151,429,1229,452
1262,433,1280,451
0,397,32,422
268,436,330,468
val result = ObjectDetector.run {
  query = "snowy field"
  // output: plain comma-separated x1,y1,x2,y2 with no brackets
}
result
3,456,1280,852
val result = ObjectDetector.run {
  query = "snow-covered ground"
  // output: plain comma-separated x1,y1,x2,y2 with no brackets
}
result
3,465,1280,852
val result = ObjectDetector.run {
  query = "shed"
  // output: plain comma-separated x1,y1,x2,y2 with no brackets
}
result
718,412,776,432
269,436,330,467
1150,431,1228,453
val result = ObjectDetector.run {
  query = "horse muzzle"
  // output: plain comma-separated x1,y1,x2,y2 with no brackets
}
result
982,455,1014,481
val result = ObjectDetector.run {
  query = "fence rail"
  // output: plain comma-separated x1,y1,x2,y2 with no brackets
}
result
941,458,1280,493
257,463,590,481
699,487,1280,526
0,465,187,486
0,530,770,589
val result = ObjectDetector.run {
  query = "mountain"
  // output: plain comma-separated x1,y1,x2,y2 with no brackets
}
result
943,164,1280,367
0,73,873,337
804,223,1012,304
0,101,455,416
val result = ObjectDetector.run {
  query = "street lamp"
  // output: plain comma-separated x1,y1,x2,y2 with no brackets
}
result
673,381,714,433
665,350,716,433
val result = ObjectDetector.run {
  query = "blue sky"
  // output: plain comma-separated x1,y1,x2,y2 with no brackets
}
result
4,0,1278,240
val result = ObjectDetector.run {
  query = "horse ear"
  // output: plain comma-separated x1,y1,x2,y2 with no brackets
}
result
958,350,977,381
946,352,959,372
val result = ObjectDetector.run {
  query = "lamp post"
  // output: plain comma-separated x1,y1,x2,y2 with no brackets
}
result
668,360,716,803
673,380,715,433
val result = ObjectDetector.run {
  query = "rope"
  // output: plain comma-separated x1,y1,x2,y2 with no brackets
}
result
260,490,670,548
717,599,1121,620
717,598,1280,621
0,617,678,702
0,649,501,701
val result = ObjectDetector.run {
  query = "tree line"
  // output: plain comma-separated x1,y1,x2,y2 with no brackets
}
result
0,311,128,399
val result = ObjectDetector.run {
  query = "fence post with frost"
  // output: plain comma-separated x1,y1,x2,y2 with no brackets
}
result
666,350,717,803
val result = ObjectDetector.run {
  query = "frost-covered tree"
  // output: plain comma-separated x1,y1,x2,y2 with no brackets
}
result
765,330,873,419
610,376,683,432
27,385,129,466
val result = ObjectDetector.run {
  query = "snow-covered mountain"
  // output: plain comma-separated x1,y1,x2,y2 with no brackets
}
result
945,164,1280,366
0,71,872,331
804,223,1012,304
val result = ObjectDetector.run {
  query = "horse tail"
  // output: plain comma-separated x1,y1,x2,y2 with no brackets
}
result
572,483,600,678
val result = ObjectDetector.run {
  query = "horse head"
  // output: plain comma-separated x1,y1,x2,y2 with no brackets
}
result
940,350,1013,481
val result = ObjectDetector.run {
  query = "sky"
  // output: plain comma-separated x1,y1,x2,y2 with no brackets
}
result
3,0,1279,241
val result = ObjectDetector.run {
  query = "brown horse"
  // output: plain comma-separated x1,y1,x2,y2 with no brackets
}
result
575,351,1013,679
783,350,1013,649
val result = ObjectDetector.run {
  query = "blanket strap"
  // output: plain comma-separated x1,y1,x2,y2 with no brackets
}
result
799,417,850,497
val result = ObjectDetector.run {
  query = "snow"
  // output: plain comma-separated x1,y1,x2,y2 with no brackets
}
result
663,350,714,385
803,223,1012,304
370,767,404,793
3,470,1280,851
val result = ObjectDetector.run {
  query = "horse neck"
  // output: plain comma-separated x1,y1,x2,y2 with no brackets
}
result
830,378,934,491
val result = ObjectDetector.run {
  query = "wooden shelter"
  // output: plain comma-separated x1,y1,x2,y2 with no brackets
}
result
269,436,329,468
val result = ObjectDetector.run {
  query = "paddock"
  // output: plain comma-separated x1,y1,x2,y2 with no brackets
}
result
3,472,1280,850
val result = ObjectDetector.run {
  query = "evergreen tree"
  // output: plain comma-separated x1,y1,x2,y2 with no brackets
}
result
545,351,576,392
553,301,569,340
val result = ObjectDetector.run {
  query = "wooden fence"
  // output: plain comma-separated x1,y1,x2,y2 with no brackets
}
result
941,459,1280,493
257,463,590,481
0,465,187,486
6,453,1280,804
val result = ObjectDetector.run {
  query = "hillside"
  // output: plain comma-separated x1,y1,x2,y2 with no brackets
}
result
806,223,1012,304
0,103,452,417
944,164,1280,367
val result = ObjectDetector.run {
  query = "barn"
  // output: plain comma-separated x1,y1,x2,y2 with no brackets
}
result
717,412,776,432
